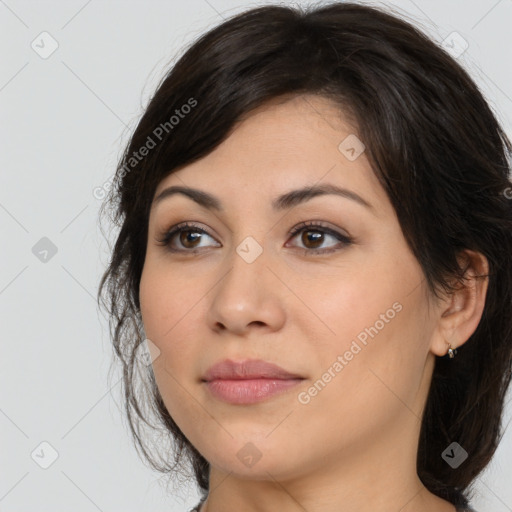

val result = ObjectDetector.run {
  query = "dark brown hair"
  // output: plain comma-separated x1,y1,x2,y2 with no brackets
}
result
97,1,512,508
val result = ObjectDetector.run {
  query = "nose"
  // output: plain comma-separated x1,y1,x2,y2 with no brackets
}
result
206,239,286,337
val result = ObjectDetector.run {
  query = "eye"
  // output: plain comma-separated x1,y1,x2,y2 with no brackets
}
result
155,222,219,253
286,221,353,255
155,220,353,255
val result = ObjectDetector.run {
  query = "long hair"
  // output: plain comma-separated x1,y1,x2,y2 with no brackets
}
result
97,2,512,507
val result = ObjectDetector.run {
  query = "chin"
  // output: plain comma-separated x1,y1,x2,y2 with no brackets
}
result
203,436,306,480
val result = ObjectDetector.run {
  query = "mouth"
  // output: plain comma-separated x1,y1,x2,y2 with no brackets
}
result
204,378,303,404
201,358,305,405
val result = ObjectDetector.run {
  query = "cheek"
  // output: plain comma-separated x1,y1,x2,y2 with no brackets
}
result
139,265,162,335
139,262,195,343
140,270,203,431
313,265,399,349
139,262,202,386
312,251,428,393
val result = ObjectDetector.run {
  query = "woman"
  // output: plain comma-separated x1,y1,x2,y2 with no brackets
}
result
98,2,512,511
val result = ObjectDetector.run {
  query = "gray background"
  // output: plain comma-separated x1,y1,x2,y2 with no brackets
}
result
1,0,511,511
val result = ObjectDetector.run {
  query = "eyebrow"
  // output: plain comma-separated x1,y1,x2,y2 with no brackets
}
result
152,183,374,213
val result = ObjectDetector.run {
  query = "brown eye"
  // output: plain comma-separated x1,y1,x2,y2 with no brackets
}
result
287,221,353,255
300,230,324,249
156,222,219,252
179,230,203,248
156,221,352,255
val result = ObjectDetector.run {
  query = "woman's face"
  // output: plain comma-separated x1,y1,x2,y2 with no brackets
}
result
139,94,445,483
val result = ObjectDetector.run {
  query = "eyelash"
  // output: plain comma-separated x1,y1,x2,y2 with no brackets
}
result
155,221,353,256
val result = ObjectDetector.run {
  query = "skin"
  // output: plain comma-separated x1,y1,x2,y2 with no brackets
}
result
139,94,489,512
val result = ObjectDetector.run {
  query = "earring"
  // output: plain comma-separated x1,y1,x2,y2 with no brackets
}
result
446,342,458,359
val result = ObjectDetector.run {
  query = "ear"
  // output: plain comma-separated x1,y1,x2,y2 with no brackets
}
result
430,249,489,357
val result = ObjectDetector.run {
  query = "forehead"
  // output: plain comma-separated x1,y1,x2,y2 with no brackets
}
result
153,94,386,211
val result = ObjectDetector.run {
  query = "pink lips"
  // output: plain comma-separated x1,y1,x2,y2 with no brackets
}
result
202,359,304,405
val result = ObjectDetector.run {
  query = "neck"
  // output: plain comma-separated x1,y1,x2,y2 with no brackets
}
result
197,354,455,512
199,419,457,512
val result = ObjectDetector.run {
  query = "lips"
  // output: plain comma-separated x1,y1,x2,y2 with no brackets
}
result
201,359,305,405
202,358,303,381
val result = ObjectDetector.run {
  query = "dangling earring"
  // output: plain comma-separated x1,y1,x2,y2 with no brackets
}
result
446,342,458,359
